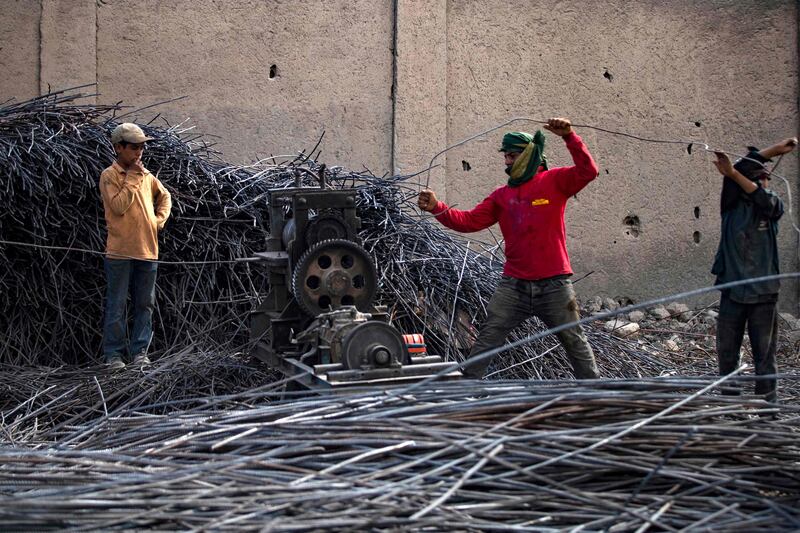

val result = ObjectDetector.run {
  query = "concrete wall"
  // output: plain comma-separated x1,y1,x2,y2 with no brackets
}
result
0,0,40,101
95,0,394,171
433,0,800,311
1,0,798,312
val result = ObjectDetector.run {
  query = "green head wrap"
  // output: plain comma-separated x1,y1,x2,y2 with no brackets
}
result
500,131,548,187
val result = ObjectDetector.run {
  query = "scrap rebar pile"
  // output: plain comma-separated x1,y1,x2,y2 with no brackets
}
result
1,378,798,531
2,90,799,531
0,88,699,382
0,89,272,365
0,346,279,442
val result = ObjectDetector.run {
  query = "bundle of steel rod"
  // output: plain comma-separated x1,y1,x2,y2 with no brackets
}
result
0,377,798,531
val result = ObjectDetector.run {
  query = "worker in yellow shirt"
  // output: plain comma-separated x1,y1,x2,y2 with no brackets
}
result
99,123,172,370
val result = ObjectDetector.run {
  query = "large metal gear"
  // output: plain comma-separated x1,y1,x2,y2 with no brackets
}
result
292,239,377,316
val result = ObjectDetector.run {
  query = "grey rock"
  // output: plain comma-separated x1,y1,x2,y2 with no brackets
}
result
670,321,691,332
612,322,640,338
649,306,671,320
604,318,628,332
666,302,691,321
779,312,799,330
585,296,603,313
664,339,679,351
628,310,646,323
602,298,619,311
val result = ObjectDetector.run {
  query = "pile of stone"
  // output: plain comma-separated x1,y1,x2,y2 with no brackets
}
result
583,296,800,364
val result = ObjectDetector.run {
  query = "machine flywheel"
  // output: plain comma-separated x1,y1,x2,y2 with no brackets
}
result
292,239,378,315
305,210,349,247
341,320,409,370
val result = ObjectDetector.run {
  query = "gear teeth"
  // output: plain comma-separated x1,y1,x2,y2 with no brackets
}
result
292,238,378,316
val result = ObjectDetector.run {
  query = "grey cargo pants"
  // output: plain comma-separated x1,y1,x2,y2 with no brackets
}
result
463,275,600,379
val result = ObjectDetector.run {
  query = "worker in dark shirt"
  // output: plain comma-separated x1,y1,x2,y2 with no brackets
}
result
711,137,797,402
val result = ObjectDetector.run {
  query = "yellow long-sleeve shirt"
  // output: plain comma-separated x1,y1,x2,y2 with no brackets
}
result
99,161,172,260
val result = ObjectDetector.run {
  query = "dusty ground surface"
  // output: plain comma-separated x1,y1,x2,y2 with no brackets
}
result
582,296,800,400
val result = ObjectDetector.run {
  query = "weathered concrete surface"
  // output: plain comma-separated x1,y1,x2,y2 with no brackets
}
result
394,0,448,195
440,0,799,312
0,0,40,101
40,0,96,97
0,0,797,312
96,0,394,172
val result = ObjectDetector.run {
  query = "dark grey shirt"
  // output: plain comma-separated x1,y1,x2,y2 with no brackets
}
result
711,178,783,304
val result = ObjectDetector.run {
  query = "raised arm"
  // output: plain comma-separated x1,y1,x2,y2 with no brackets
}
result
418,189,498,233
714,151,785,220
714,152,757,195
758,137,798,159
542,118,599,197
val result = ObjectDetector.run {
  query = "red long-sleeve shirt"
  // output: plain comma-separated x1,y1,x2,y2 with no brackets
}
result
433,132,598,280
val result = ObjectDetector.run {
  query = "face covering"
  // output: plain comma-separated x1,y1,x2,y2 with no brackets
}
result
500,131,548,187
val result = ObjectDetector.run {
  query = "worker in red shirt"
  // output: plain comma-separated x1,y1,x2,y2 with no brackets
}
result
418,117,600,379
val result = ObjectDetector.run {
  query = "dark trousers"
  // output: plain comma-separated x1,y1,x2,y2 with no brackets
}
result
464,275,599,379
103,259,158,362
716,292,779,402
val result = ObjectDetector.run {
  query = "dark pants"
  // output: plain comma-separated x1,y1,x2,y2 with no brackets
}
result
103,258,158,362
464,275,599,379
716,292,779,402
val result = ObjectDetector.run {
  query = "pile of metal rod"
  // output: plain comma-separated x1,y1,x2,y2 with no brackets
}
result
1,377,798,531
0,346,280,442
0,88,275,365
0,87,700,382
2,89,799,531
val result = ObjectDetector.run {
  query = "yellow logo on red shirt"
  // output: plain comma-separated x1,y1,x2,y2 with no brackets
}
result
531,198,550,206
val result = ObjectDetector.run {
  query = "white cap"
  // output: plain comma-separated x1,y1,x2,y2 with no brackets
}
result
111,123,154,144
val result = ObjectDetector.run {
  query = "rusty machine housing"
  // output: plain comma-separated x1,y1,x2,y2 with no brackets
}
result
250,168,460,390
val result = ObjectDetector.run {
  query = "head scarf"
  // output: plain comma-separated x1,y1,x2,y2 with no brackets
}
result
500,131,547,187
733,146,772,182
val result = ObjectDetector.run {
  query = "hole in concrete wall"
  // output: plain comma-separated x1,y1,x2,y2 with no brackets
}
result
623,215,641,238
687,143,693,155
613,240,617,244
694,206,700,219
694,121,702,127
693,231,701,244
269,64,278,79
462,160,471,171
603,69,613,82
604,169,609,174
